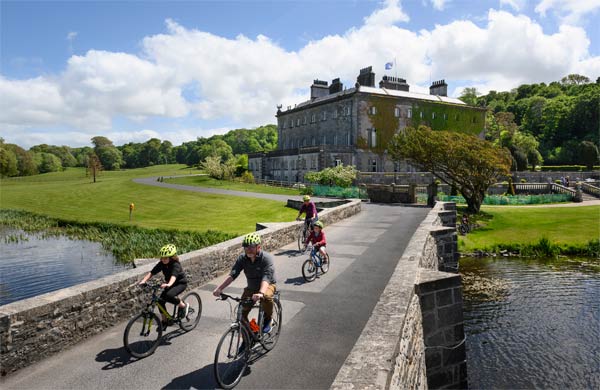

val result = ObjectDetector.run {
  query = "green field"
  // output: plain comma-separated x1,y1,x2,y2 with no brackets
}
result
165,175,300,196
0,165,297,235
460,205,600,252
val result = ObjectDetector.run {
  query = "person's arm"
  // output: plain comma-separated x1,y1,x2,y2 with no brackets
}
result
213,275,234,297
161,275,177,289
139,272,152,284
316,231,326,247
310,202,317,221
252,280,270,302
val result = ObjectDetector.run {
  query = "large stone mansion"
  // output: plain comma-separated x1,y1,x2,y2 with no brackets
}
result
248,66,486,182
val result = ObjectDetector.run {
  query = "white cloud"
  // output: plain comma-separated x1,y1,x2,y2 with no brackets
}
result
363,0,409,26
535,0,600,24
500,0,527,11
431,0,450,11
426,10,596,87
66,31,78,41
1,2,599,148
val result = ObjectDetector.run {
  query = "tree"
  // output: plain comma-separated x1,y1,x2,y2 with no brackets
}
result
580,141,599,170
35,152,63,173
389,126,512,213
5,143,37,176
91,136,114,149
304,164,358,187
96,146,123,170
0,141,18,177
201,155,223,179
561,74,590,85
459,87,480,106
86,153,102,183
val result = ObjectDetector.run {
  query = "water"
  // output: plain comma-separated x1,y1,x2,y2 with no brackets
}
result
0,229,130,306
460,256,600,389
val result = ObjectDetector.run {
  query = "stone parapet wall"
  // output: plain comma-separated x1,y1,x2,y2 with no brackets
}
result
331,202,467,389
0,200,362,376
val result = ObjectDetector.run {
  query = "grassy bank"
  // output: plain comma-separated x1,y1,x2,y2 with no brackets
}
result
0,165,297,234
459,205,600,257
1,209,237,263
165,175,300,196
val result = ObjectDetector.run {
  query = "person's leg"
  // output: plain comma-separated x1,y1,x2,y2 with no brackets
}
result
240,287,254,323
261,284,276,331
319,246,328,262
165,283,187,317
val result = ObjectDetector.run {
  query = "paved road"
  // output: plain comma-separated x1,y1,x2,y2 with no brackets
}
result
1,204,428,390
133,176,334,203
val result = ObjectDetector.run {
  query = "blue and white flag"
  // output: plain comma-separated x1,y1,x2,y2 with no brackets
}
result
385,62,393,70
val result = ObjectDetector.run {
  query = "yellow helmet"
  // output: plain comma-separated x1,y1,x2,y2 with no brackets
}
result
303,195,311,201
242,232,261,247
159,244,177,257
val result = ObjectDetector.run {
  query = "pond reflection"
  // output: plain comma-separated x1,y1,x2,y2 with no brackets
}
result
0,228,130,306
460,256,600,390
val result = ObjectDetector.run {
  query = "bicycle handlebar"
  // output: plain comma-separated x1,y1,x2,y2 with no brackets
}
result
218,293,259,304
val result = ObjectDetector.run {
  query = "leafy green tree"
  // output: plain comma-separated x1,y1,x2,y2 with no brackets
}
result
91,136,114,148
96,146,123,170
580,141,599,170
561,74,590,85
35,152,63,173
0,141,18,177
199,139,233,163
389,126,512,213
5,143,37,176
459,87,480,106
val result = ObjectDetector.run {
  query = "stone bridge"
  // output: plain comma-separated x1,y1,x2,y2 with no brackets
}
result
1,200,466,389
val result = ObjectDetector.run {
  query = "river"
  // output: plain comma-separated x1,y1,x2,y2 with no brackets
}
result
0,229,130,306
460,256,600,389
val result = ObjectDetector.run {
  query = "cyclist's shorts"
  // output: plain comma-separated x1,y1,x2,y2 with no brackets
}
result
305,216,318,227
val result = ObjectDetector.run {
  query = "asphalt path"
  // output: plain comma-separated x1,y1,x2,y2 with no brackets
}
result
132,176,334,203
1,203,428,390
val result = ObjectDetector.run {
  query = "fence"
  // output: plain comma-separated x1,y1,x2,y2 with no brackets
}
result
581,182,600,198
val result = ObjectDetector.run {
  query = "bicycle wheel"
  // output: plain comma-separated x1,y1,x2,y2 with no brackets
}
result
123,311,162,358
179,292,202,331
302,259,317,282
262,298,282,351
214,325,250,389
320,253,330,274
297,226,307,252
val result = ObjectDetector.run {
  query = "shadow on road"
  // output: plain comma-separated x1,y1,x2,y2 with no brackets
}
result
162,363,218,390
95,347,135,370
284,276,306,286
162,344,271,389
274,249,305,258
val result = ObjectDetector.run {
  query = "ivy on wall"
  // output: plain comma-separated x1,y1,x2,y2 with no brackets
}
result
358,95,485,153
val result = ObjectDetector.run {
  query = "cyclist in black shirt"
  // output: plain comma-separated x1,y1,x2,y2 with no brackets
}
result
139,244,189,327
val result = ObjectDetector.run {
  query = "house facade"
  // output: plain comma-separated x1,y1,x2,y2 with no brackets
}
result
248,66,486,182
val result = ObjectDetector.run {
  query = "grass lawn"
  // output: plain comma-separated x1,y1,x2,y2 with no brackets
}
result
0,165,297,235
165,175,300,196
460,205,600,251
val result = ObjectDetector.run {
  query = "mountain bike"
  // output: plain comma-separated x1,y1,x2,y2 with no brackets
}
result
123,281,202,358
214,292,282,389
296,218,312,252
302,244,330,282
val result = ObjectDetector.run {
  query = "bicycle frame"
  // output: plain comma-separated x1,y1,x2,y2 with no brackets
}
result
221,294,275,347
143,285,179,323
309,247,324,267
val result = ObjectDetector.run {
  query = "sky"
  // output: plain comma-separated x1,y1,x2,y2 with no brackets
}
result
1,0,599,149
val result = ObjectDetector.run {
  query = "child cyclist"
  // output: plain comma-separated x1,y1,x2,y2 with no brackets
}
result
304,221,328,263
139,244,189,329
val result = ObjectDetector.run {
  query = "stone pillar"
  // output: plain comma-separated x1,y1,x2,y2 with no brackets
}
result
574,184,583,202
416,270,467,389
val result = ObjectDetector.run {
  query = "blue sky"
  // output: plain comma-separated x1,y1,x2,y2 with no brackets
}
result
1,0,599,148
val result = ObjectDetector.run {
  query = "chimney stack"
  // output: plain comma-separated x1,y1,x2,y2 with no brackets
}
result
310,79,329,100
329,78,343,94
429,80,448,96
379,75,410,91
356,66,375,87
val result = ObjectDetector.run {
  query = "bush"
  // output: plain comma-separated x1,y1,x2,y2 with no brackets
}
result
520,178,527,183
240,171,254,183
541,165,586,172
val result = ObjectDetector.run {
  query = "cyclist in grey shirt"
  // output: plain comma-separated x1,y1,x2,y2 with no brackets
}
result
213,232,277,333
